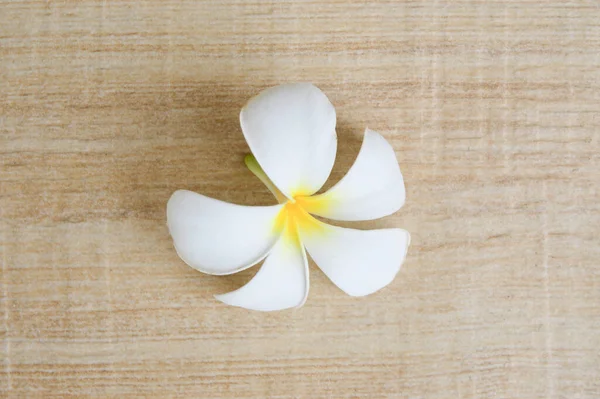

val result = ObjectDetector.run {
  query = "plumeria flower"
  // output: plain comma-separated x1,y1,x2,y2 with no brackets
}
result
167,83,410,311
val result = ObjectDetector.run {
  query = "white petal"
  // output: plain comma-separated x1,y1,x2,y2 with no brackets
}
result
299,129,405,221
300,221,410,297
215,230,309,311
167,190,283,275
240,83,337,199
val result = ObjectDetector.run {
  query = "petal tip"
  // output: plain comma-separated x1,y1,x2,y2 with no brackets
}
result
213,293,231,305
213,292,298,312
166,189,195,218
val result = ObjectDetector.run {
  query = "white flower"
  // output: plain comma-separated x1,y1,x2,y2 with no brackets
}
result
167,83,410,311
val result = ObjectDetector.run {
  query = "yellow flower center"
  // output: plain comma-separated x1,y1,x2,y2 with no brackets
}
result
273,196,328,244
244,154,334,243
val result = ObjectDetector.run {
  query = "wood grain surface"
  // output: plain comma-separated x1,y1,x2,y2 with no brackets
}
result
1,0,599,398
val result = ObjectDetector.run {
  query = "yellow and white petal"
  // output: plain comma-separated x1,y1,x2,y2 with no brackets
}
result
240,83,337,199
299,221,410,297
167,190,283,275
214,228,309,311
298,129,405,221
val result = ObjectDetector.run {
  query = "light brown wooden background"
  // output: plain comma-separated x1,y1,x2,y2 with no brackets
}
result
1,0,599,398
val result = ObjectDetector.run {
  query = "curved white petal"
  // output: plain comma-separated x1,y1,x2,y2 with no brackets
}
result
215,229,309,311
300,220,410,297
167,190,283,275
240,83,337,199
299,129,405,221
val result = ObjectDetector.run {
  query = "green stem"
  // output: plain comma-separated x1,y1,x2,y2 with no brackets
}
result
244,154,288,204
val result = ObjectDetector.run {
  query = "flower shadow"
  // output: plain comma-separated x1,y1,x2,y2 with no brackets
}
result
101,81,274,295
